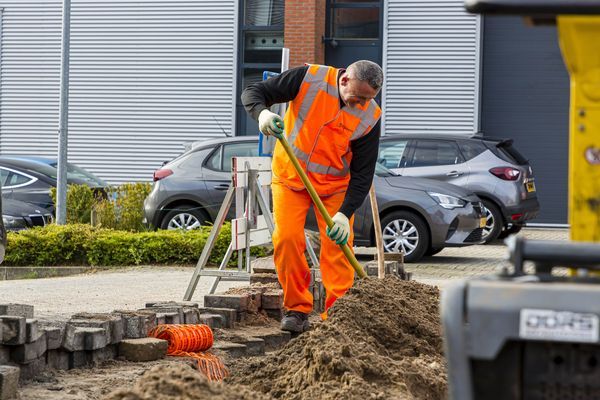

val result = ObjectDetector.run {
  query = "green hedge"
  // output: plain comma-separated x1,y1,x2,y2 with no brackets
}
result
5,223,266,267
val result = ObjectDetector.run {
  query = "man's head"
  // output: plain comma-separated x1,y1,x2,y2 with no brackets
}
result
339,60,384,108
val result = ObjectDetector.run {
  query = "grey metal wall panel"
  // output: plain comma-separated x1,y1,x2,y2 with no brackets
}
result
383,0,479,135
480,16,569,224
0,0,237,184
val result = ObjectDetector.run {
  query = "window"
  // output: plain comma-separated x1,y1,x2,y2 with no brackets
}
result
0,168,35,188
222,143,259,172
237,0,285,136
328,0,380,41
205,143,258,172
205,147,223,171
378,140,409,168
410,140,463,167
459,140,487,161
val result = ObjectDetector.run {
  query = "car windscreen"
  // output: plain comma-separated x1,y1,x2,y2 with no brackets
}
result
484,140,528,165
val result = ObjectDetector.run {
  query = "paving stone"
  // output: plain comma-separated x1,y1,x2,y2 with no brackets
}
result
251,256,276,273
89,345,117,365
0,346,9,364
264,309,284,320
261,290,283,310
72,313,125,344
155,314,166,326
144,306,184,325
134,310,157,335
68,319,111,346
257,331,292,351
62,326,106,352
0,317,25,346
46,350,69,370
198,308,236,328
118,338,168,362
183,308,200,325
198,313,225,329
145,301,198,309
42,326,64,351
161,312,181,325
365,260,397,277
112,312,145,339
25,320,43,343
0,304,33,319
212,342,247,359
0,365,19,399
235,337,265,356
10,333,47,364
204,294,251,312
18,355,46,382
250,273,280,286
68,351,89,369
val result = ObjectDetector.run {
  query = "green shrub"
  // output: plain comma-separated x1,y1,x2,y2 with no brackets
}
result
4,223,267,267
50,185,97,224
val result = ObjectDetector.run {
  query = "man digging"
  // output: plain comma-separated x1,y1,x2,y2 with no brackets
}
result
242,60,383,333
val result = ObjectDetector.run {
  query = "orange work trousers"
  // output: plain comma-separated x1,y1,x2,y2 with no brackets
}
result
271,181,355,316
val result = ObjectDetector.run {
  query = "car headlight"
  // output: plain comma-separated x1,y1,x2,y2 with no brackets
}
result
427,192,467,209
2,215,28,230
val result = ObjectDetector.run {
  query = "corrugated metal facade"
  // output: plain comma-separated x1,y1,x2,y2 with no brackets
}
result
0,0,237,184
383,0,480,135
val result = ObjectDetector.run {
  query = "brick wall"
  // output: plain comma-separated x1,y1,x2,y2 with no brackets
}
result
284,0,326,68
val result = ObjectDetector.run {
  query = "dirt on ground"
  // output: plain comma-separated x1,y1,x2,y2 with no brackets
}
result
228,276,447,400
105,276,446,400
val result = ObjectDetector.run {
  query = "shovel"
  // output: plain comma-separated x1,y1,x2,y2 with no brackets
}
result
276,133,368,279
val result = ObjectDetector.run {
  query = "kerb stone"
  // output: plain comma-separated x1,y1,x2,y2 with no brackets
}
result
0,317,25,346
0,365,20,399
118,338,168,362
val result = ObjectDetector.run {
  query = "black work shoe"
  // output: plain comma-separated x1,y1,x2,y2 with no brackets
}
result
281,310,310,333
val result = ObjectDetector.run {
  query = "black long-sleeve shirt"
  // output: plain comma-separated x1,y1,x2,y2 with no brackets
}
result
241,66,380,218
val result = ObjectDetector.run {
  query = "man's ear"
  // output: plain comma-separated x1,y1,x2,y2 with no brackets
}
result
340,73,350,86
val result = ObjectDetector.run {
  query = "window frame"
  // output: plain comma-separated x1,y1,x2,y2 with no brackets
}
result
406,139,465,168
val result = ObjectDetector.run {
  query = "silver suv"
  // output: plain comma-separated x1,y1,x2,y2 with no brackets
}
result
379,134,540,243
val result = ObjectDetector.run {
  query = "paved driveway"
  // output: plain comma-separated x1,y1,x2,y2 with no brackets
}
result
0,228,569,320
406,228,568,287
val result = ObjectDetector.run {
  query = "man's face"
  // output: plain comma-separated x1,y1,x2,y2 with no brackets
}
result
339,72,378,108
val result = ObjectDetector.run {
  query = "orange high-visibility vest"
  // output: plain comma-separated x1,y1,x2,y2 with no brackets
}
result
272,64,382,196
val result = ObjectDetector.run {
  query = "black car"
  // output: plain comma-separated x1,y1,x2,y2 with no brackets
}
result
2,197,53,231
0,157,107,210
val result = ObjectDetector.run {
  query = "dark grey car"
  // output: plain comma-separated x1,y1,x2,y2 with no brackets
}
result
379,134,540,243
144,137,485,262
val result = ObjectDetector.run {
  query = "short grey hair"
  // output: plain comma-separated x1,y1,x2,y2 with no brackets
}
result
348,60,384,92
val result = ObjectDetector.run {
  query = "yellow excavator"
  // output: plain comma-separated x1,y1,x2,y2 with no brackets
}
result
442,2,600,399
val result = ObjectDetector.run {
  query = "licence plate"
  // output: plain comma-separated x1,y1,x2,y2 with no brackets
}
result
479,217,486,228
526,181,536,192
519,309,599,343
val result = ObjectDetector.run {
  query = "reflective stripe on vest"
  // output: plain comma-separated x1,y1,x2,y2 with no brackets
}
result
286,65,380,178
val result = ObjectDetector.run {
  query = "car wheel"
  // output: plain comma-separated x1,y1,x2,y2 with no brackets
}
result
481,200,502,244
425,247,443,257
497,224,523,240
160,206,209,230
380,211,429,263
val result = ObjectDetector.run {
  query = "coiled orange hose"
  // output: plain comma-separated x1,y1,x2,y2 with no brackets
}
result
148,324,228,381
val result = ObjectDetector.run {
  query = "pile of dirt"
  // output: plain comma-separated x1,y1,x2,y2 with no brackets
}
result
105,363,271,400
228,276,447,400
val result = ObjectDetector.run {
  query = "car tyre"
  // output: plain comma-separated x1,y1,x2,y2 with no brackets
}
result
380,211,429,263
160,205,209,230
497,224,523,240
425,247,443,257
481,200,502,244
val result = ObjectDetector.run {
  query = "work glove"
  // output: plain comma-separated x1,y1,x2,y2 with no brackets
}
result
326,212,351,245
258,109,284,139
